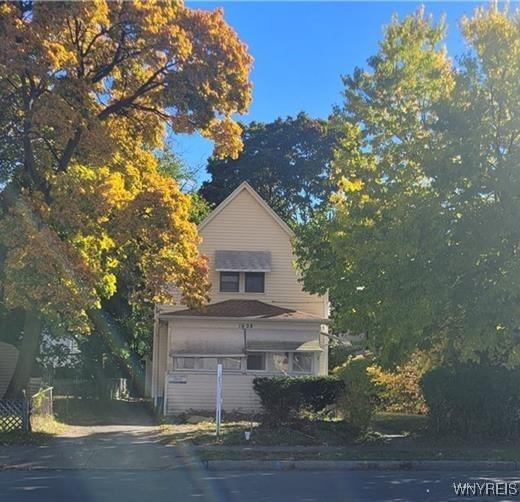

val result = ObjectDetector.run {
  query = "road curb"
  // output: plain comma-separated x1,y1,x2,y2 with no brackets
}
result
203,459,519,472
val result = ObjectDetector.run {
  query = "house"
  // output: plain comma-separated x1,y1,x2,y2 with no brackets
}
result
150,182,329,415
0,341,19,398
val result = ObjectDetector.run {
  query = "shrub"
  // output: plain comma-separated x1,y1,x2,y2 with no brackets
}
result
421,363,520,437
253,376,344,424
334,355,377,434
367,351,429,415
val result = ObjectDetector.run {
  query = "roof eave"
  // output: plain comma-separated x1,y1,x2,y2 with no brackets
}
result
158,314,329,324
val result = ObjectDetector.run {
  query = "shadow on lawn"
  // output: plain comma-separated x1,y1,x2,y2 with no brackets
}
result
160,419,362,447
54,397,155,426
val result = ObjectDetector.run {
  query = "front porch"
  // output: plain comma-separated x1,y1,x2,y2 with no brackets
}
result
150,300,328,415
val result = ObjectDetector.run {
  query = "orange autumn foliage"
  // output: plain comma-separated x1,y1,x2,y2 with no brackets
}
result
0,1,251,334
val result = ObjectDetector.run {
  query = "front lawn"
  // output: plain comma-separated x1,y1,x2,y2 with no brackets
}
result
160,418,357,447
160,412,520,462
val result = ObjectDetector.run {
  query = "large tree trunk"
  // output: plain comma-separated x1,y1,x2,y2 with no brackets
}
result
4,310,42,399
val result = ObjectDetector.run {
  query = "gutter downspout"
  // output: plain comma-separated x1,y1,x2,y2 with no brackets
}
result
152,308,159,407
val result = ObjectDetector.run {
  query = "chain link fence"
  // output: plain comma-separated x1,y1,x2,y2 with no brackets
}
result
31,387,54,417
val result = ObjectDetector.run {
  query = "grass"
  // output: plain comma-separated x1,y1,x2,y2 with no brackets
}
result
160,412,520,462
160,413,423,448
0,414,66,446
160,419,357,447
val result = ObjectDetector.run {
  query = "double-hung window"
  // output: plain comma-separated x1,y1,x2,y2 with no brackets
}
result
245,272,265,293
220,271,239,292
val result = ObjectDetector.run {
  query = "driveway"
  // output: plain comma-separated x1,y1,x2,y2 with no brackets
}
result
0,400,196,470
0,423,197,470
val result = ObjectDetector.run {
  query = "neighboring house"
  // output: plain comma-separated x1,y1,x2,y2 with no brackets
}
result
151,182,329,415
0,341,42,398
0,341,19,398
39,332,81,370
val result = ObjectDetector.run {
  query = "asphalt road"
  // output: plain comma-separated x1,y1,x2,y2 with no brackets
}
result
1,469,519,502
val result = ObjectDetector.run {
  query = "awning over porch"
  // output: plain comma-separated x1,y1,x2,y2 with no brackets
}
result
246,339,323,352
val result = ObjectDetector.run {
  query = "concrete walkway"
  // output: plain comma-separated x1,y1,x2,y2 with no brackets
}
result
0,424,197,470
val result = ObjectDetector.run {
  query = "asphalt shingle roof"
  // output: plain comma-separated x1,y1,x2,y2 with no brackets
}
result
214,250,271,272
164,299,325,322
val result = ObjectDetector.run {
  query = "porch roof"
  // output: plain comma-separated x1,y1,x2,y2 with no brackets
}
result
160,299,327,323
247,339,323,352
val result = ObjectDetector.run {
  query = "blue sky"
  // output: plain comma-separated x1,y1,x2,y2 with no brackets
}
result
175,2,487,186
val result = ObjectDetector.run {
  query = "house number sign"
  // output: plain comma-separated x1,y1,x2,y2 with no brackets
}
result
239,323,253,329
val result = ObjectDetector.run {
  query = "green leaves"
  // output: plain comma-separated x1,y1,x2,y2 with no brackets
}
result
296,5,520,367
200,112,339,223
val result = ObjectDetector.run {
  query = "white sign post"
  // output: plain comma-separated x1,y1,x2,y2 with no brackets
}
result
215,363,223,437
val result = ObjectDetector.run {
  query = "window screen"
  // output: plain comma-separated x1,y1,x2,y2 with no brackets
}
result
220,271,239,292
247,353,266,370
245,272,265,293
293,353,313,373
219,357,242,371
269,352,289,373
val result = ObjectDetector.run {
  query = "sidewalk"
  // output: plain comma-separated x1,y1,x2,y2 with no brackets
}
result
2,433,518,472
203,459,520,472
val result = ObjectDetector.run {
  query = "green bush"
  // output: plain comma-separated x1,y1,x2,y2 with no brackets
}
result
368,351,430,415
253,376,345,424
421,363,520,437
334,355,378,434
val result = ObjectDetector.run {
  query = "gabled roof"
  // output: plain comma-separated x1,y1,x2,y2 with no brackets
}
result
160,299,326,323
198,181,294,237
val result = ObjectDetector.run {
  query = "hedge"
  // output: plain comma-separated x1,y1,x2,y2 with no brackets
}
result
421,363,520,437
333,355,377,433
253,376,345,424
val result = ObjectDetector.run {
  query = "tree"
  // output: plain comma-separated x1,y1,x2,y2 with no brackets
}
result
199,113,338,223
78,148,212,387
296,5,520,367
156,149,212,224
0,1,252,396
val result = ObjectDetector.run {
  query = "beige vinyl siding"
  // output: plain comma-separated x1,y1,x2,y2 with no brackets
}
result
199,188,326,317
165,372,261,414
153,184,330,415
163,318,325,414
0,342,19,398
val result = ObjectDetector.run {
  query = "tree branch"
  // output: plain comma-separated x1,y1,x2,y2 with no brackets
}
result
97,67,167,120
57,126,83,172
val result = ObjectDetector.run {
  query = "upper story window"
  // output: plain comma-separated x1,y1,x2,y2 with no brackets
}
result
216,251,270,294
245,272,265,293
220,271,239,292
